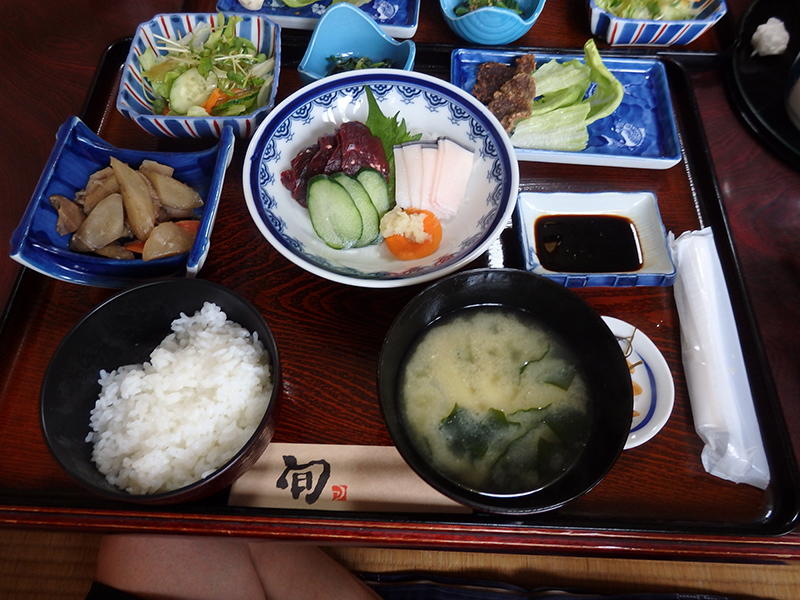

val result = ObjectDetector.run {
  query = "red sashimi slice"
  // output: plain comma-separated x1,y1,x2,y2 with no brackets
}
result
337,122,390,179
281,121,390,206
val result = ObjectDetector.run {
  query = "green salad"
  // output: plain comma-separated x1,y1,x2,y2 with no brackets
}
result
138,13,275,117
595,0,698,21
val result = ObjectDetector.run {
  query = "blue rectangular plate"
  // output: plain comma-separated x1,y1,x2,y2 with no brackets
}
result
451,48,682,169
217,0,419,38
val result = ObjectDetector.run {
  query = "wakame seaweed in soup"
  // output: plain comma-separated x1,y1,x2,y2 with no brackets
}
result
400,306,592,495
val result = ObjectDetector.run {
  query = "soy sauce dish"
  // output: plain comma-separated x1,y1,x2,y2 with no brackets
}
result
378,268,633,515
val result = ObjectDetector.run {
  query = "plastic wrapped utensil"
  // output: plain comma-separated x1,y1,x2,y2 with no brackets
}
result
671,228,770,490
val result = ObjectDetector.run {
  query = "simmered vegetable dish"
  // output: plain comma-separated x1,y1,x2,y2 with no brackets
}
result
49,159,203,261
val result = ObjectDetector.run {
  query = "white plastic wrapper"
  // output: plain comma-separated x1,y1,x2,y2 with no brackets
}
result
671,228,770,490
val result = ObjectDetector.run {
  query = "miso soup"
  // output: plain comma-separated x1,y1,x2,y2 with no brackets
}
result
400,306,592,495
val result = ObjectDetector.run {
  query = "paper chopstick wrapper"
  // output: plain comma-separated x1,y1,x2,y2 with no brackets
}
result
671,228,770,489
229,442,471,513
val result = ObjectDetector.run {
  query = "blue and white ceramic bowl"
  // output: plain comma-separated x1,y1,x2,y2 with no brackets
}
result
298,3,415,86
10,117,235,288
589,0,727,46
243,69,519,289
439,0,546,45
117,12,280,139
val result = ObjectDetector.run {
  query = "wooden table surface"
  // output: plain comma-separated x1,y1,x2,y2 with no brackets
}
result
2,0,800,561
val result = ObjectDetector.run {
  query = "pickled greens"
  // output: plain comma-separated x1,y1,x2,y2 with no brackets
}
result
138,12,275,117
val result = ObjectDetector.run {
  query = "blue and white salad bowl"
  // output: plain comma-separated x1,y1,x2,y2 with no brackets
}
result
117,12,281,139
242,69,519,288
588,0,727,46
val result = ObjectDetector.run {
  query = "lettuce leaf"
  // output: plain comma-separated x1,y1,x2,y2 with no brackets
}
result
583,39,625,124
509,39,624,152
511,104,591,152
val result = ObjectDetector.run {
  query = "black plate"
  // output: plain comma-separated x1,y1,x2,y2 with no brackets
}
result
727,0,800,171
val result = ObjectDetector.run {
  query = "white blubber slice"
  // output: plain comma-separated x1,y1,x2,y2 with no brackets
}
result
430,137,475,220
393,137,475,221
393,145,411,209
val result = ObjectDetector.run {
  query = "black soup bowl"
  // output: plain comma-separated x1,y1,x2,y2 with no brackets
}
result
40,278,281,505
378,268,632,515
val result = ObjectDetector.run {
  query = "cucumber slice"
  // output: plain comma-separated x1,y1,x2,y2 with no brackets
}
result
356,169,392,217
307,175,363,249
331,173,380,247
169,68,212,115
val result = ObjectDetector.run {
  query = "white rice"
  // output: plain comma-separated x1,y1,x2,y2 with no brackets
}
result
86,301,273,495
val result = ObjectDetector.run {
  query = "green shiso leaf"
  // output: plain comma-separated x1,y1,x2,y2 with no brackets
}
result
364,86,421,198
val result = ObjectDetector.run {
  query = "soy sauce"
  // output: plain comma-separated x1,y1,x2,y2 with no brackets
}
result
534,215,643,273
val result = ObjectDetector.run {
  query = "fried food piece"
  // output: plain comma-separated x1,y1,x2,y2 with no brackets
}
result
473,62,513,104
513,54,537,75
488,71,537,133
474,54,538,133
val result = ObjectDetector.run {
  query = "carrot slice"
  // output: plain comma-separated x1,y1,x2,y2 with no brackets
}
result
124,239,146,254
384,209,442,260
202,88,226,115
174,220,201,235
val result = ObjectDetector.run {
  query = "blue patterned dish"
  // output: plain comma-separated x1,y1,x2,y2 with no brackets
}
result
601,316,674,450
10,117,235,288
517,191,676,288
589,0,727,46
452,48,681,169
116,13,280,139
243,69,519,288
439,0,546,46
298,3,415,85
217,0,419,39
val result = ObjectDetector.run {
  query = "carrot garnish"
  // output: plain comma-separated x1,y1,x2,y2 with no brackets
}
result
384,208,442,260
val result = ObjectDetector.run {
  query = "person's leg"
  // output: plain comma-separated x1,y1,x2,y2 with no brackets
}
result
95,534,267,600
95,535,381,600
247,542,382,600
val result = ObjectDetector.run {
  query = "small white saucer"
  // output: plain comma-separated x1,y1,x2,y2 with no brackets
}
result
602,316,675,450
